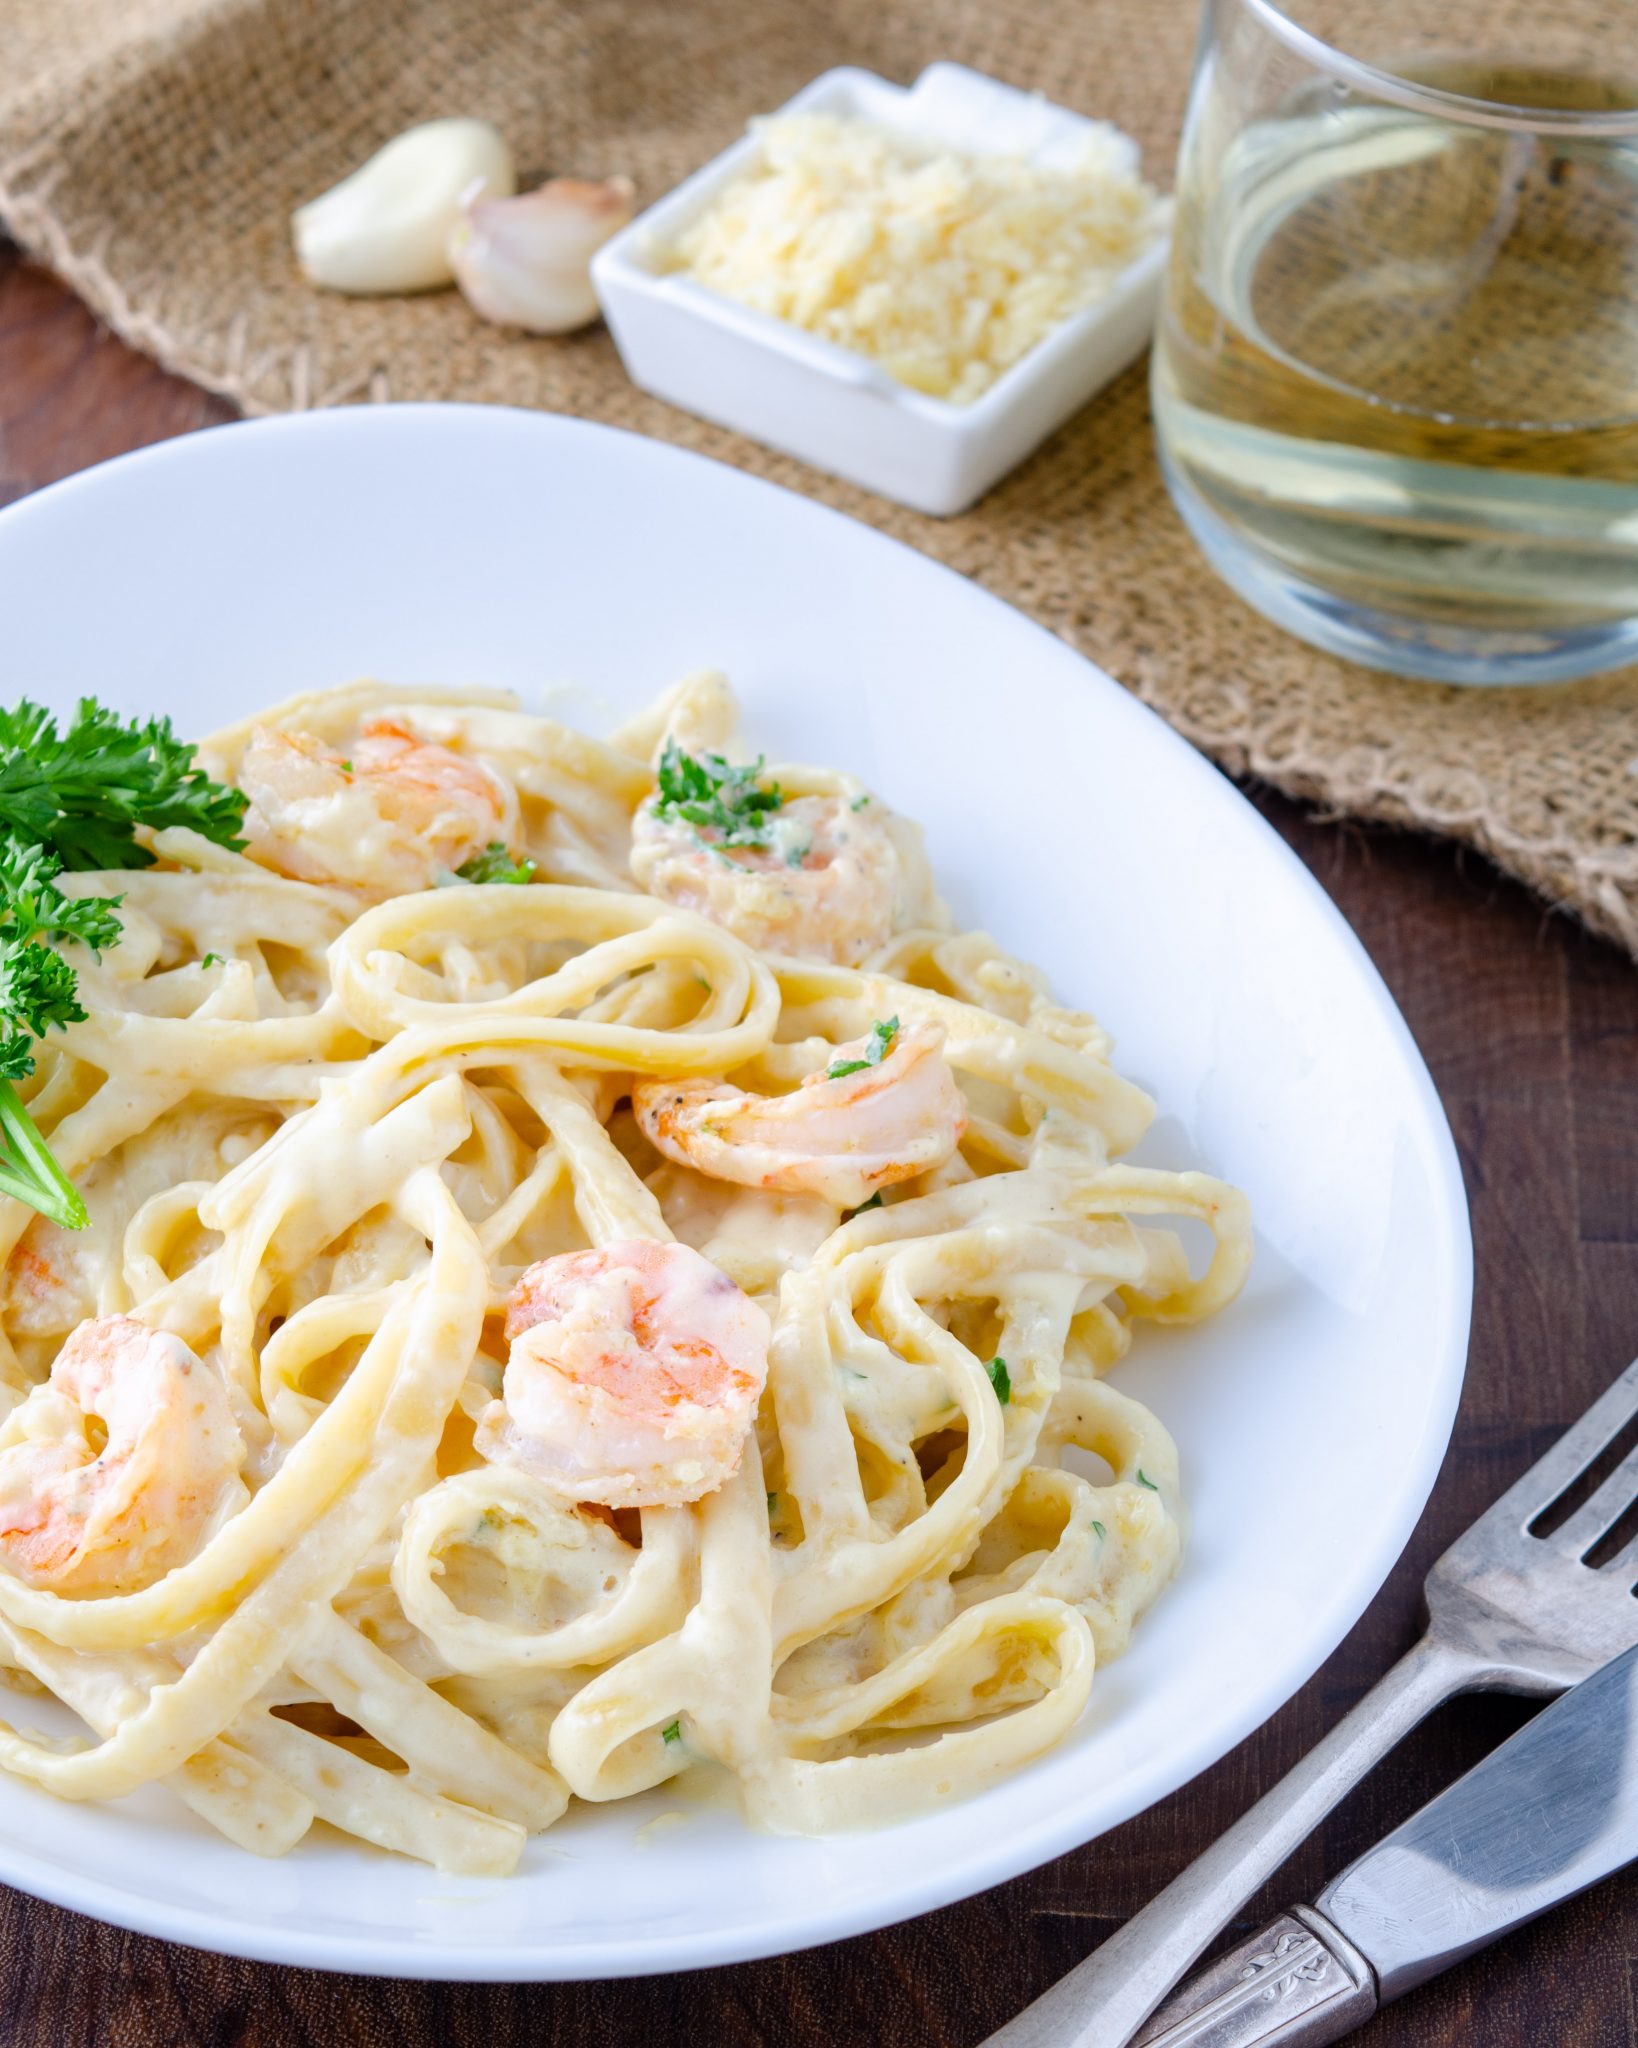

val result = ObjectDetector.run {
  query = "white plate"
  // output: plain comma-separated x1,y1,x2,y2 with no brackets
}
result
0,405,1470,1978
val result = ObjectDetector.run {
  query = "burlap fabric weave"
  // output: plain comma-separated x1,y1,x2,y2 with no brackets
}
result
3,0,1637,953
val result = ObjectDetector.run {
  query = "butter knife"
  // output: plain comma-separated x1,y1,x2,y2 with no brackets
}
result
1130,1637,1638,2047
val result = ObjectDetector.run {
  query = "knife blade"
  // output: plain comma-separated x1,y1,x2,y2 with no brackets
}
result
1320,1631,1638,1999
1135,1638,1638,2048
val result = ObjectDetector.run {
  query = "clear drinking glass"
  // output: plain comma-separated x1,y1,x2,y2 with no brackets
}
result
1151,0,1638,685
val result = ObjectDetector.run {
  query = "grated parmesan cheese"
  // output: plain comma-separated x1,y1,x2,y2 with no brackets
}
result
666,112,1168,406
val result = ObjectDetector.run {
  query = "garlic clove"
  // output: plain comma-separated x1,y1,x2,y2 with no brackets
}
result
447,176,636,335
293,118,517,296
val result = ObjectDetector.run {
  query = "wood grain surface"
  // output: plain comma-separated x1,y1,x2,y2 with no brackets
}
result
0,236,1633,2048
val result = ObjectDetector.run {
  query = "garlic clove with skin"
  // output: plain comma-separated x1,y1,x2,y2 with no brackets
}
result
447,176,636,335
293,118,516,296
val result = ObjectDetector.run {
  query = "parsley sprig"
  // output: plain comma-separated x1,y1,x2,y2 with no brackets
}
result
0,702,246,1228
0,845,124,1229
653,739,784,852
0,698,246,870
0,843,123,963
827,1015,898,1081
456,842,536,886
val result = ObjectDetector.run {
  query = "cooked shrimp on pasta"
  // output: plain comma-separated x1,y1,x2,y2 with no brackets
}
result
0,669,1250,1872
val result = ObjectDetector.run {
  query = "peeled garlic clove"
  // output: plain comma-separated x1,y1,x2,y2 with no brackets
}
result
447,176,636,334
293,118,516,296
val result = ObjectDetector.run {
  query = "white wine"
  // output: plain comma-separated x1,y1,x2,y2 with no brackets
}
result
1152,62,1638,680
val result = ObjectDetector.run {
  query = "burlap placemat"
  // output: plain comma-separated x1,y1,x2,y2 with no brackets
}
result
3,0,1636,953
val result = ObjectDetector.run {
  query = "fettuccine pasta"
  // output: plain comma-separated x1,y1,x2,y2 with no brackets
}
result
0,671,1250,1871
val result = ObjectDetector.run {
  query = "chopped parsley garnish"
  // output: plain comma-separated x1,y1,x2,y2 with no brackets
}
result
827,1015,899,1081
986,1356,1012,1404
653,739,784,852
455,841,536,886
0,703,245,1229
1136,1468,1159,1491
850,792,870,811
661,1719,682,1746
338,759,353,775
845,1190,884,1219
201,951,223,969
1091,1519,1107,1541
0,697,247,870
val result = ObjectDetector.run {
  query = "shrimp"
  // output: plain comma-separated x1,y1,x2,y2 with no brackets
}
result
238,717,519,894
474,1240,770,1509
2,1232,93,1339
632,1019,967,1210
630,775,928,966
0,1316,244,1596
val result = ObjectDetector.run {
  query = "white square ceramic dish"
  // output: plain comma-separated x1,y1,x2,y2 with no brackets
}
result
591,62,1169,516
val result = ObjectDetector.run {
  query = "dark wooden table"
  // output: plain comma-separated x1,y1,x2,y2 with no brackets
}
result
1,238,1633,2048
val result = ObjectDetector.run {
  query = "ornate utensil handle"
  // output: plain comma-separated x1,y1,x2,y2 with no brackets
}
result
980,1633,1476,2048
1130,1910,1376,2048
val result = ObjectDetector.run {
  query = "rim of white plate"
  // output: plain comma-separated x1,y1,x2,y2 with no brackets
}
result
0,406,1472,1978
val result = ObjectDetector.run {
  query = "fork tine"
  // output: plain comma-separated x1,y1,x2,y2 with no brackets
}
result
1554,1439,1638,1557
1494,1354,1638,1525
1595,1524,1638,1582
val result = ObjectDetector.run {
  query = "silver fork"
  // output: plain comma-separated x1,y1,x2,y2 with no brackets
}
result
983,1353,1638,2048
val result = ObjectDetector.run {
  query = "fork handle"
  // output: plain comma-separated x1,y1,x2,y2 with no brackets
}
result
1133,1907,1376,2047
980,1631,1479,2048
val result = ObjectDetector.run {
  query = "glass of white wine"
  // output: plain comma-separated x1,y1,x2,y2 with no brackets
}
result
1151,0,1638,684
